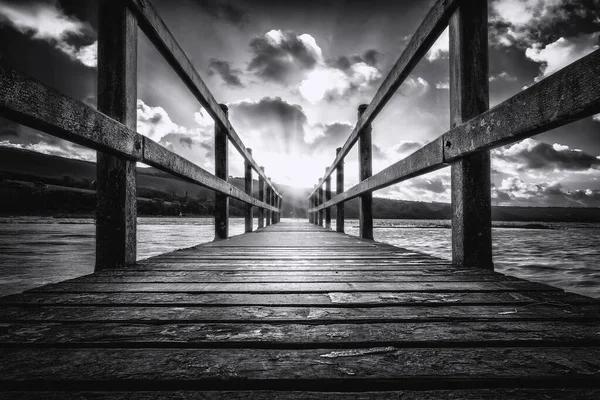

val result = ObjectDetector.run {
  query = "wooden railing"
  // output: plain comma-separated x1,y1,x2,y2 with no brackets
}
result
308,0,600,269
0,0,282,270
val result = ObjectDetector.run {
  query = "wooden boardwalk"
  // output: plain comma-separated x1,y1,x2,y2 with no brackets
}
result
0,220,599,398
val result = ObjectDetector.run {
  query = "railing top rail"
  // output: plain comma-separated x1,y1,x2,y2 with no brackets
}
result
308,49,600,211
124,0,281,198
0,65,279,212
307,0,459,199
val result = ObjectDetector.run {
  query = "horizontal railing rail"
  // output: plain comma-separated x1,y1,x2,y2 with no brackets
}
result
0,0,282,271
0,65,279,212
310,49,600,211
308,0,600,270
124,0,281,199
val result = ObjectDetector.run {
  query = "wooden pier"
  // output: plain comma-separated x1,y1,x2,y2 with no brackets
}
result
1,220,600,398
1,0,600,397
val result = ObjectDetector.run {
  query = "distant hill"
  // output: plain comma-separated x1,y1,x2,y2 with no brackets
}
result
2,147,600,222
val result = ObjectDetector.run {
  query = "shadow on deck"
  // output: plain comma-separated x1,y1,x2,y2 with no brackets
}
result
1,220,600,398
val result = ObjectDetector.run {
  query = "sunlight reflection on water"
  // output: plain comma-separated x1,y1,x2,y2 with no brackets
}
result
0,217,599,298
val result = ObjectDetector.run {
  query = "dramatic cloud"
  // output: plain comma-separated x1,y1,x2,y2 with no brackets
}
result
194,0,246,25
435,81,449,90
136,100,214,169
492,138,600,172
208,58,244,87
247,30,382,102
229,96,308,152
0,1,97,67
0,118,94,161
426,27,449,62
492,177,600,207
299,62,382,103
309,122,353,151
393,140,423,155
247,30,323,84
525,34,599,81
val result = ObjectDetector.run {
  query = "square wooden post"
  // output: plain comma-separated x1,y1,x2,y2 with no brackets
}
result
358,104,373,240
258,167,265,228
95,0,138,271
318,180,324,227
266,184,271,226
449,0,493,269
214,104,229,240
335,147,344,233
244,148,253,233
308,196,313,223
325,168,331,229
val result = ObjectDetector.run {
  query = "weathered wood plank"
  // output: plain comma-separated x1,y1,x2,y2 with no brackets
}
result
4,389,600,399
308,0,460,196
26,281,560,293
2,347,600,388
245,150,253,232
1,291,590,306
5,304,596,323
125,0,280,198
2,320,600,347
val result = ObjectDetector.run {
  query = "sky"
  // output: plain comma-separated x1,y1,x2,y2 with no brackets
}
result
0,0,599,207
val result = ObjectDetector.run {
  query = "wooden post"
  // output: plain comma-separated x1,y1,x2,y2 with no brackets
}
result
325,167,331,229
95,0,138,271
335,147,344,233
318,179,324,227
449,0,492,269
308,196,313,223
311,185,317,224
214,104,229,240
244,148,253,233
258,167,265,228
266,181,271,226
358,104,373,240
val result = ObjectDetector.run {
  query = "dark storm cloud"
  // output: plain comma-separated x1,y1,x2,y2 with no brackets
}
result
229,96,309,151
492,178,600,207
329,49,383,71
310,122,353,151
208,58,244,87
394,140,422,154
247,30,321,84
493,139,600,171
191,0,246,25
0,117,94,160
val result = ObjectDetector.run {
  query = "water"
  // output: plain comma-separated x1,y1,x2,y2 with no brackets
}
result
0,217,599,298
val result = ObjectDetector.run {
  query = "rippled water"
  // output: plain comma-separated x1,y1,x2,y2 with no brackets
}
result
0,217,599,298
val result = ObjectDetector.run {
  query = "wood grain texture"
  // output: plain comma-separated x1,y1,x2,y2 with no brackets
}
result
449,0,492,269
95,0,138,270
1,220,599,396
214,104,229,240
335,147,344,233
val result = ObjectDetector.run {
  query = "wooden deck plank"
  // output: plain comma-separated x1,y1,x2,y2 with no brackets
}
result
1,220,599,397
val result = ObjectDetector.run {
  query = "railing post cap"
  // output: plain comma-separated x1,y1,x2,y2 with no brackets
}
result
336,147,342,153
358,104,368,113
260,166,265,171
247,147,252,153
219,104,229,113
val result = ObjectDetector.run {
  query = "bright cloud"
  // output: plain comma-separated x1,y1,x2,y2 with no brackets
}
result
525,34,599,81
0,1,97,67
426,27,449,62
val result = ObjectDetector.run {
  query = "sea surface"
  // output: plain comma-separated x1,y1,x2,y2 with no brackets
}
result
0,217,599,298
